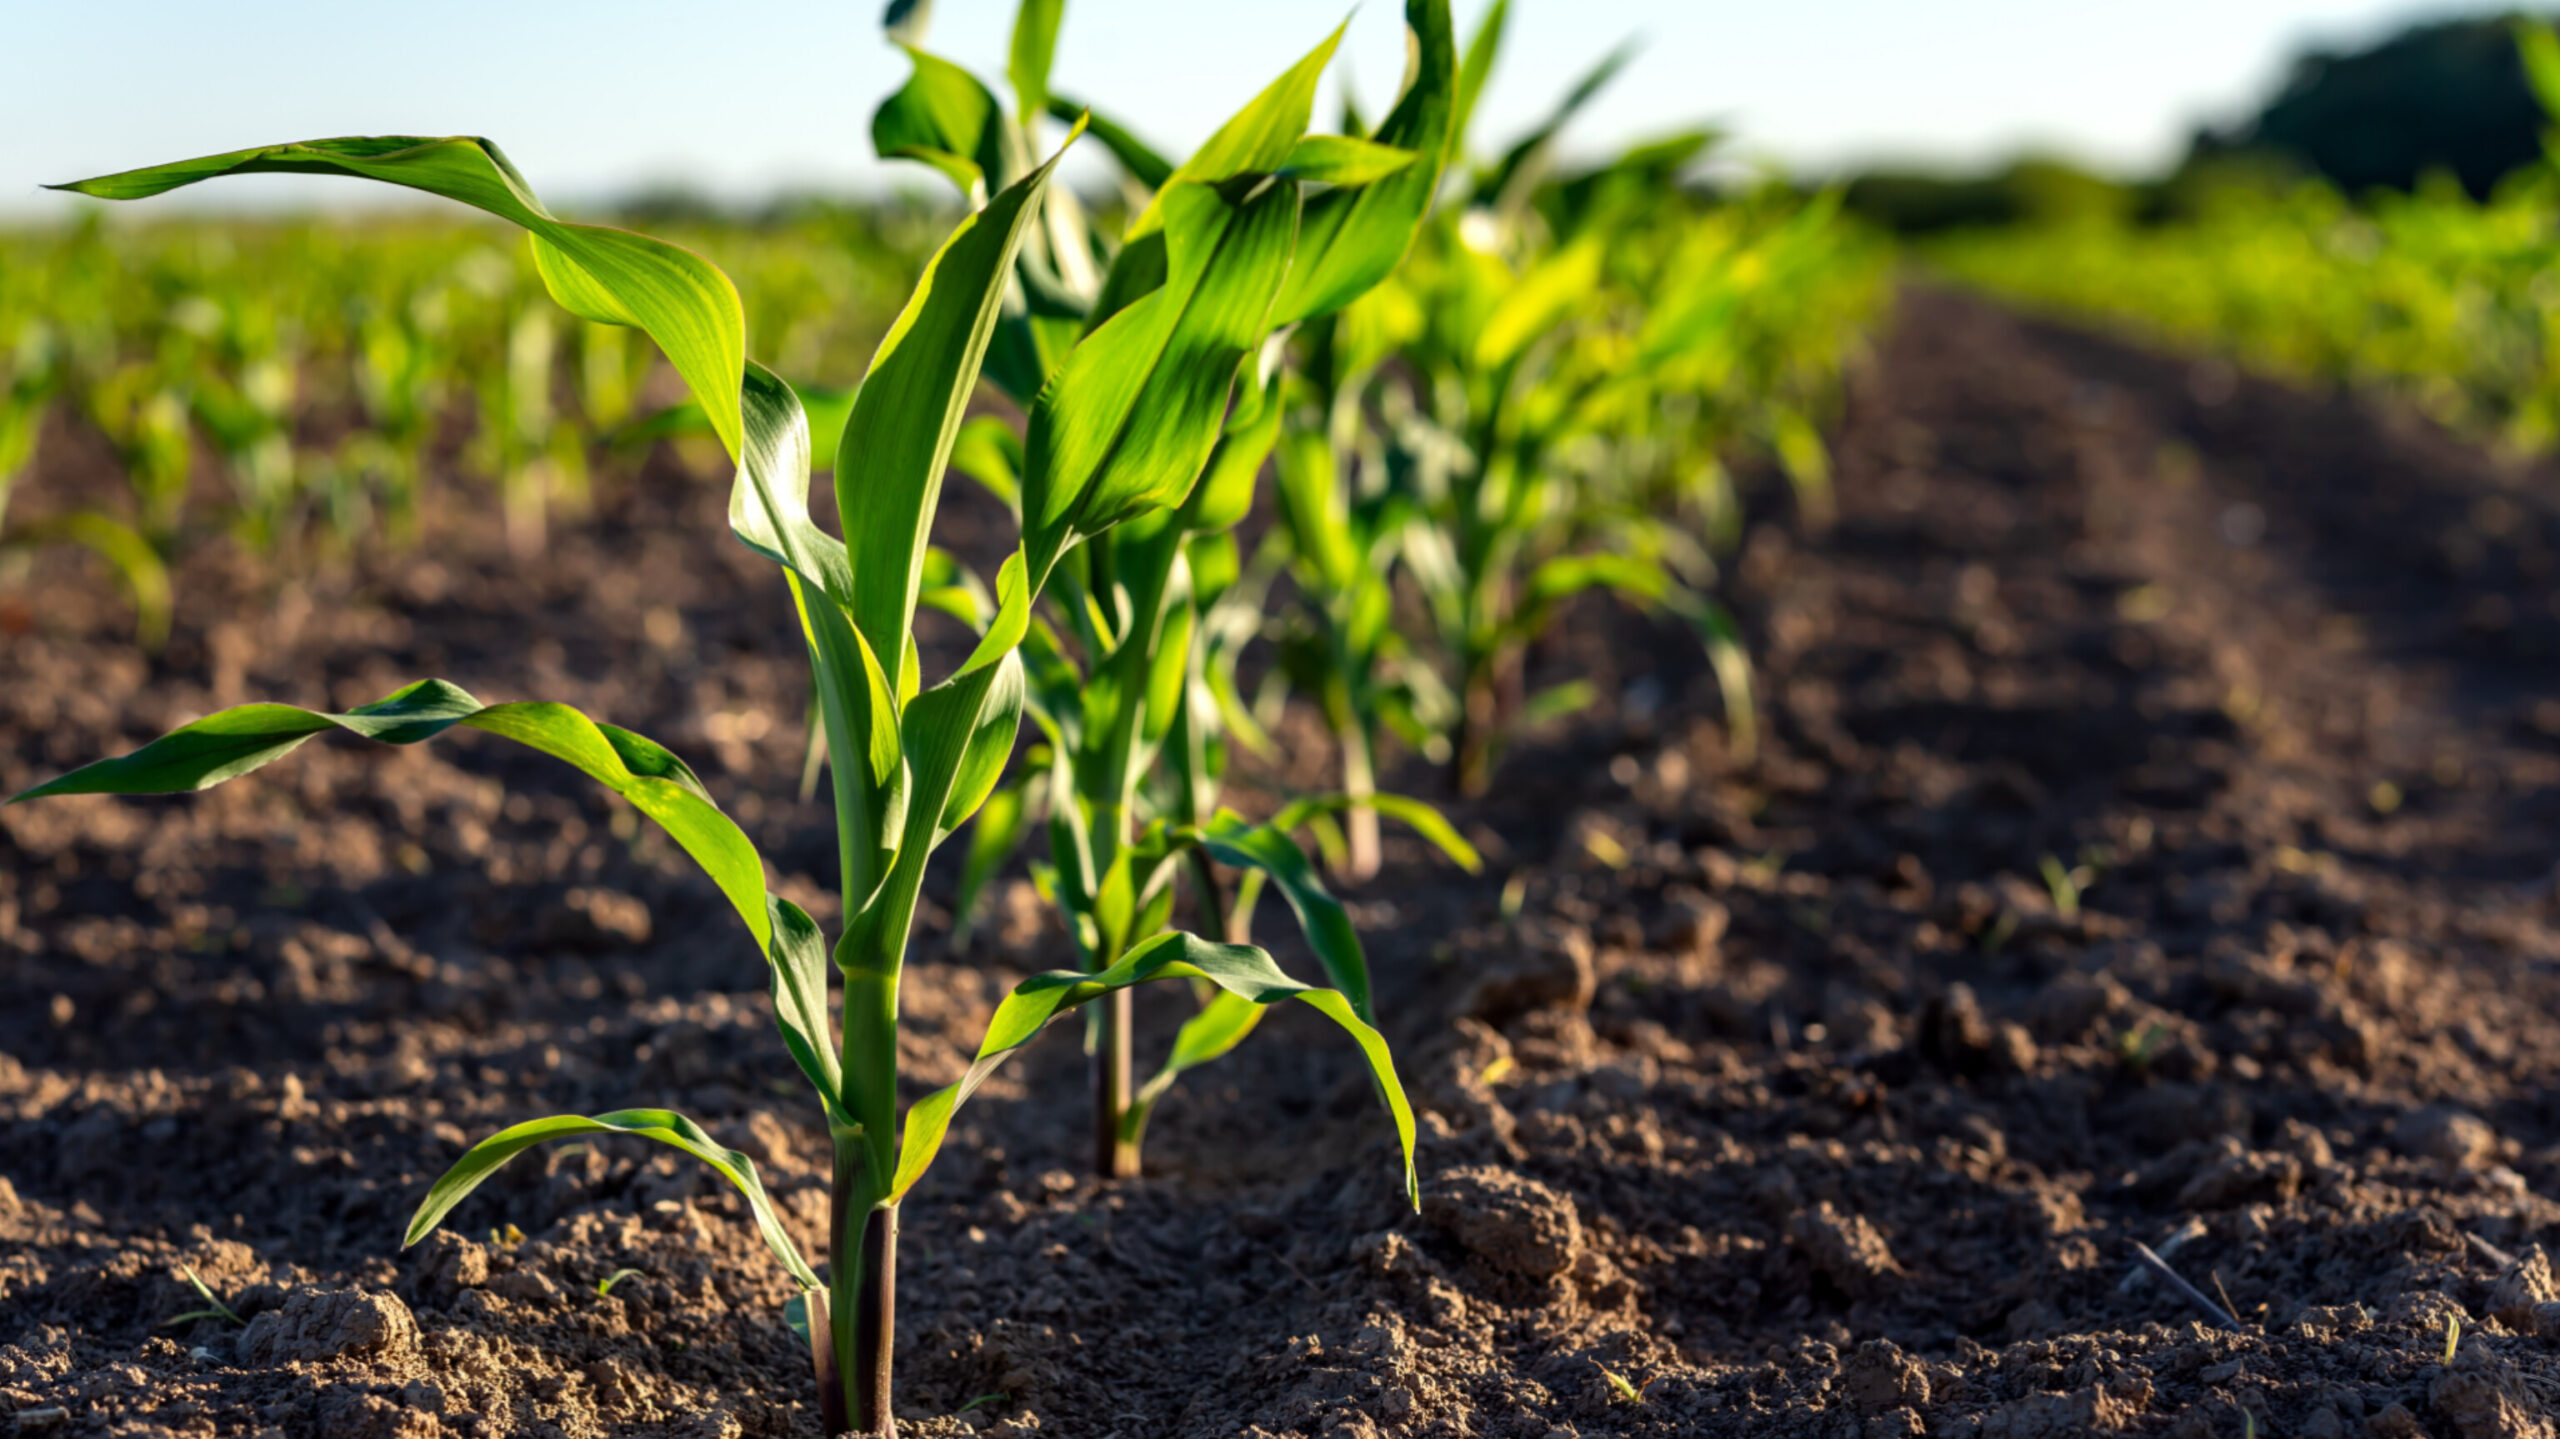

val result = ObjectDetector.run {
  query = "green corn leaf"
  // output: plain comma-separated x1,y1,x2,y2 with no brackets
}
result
1279,135,1420,186
1140,586,1196,752
15,510,172,650
885,930,1416,1206
1453,0,1510,156
1183,24,1341,181
1769,407,1835,527
630,380,856,470
764,899,847,1124
846,648,1028,968
1201,635,1278,763
1045,96,1175,190
405,1109,820,1292
1196,810,1371,1021
7,678,775,949
1124,989,1265,1144
874,47,1009,198
1269,791,1482,873
949,776,1034,953
1518,550,1671,618
1080,14,1336,327
2521,21,2560,124
956,550,1036,678
1008,0,1064,124
1300,810,1353,875
5,668,850,1112
1672,590,1758,765
1142,991,1264,1098
727,363,855,599
54,137,747,459
1130,22,1342,239
1022,180,1298,583
1476,236,1605,369
726,362,902,907
1522,678,1597,727
1131,853,1180,945
919,546,998,631
1274,426,1359,592
923,653,1030,848
1481,39,1637,213
950,414,1024,512
1179,373,1281,534
841,124,1074,701
1274,0,1458,326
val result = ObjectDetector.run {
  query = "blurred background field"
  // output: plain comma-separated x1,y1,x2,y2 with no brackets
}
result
17,6,2560,641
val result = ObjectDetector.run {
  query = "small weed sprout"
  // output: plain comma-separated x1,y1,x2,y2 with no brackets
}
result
2038,852,2085,918
2116,1020,2168,1075
160,1265,244,1328
1600,1363,1644,1404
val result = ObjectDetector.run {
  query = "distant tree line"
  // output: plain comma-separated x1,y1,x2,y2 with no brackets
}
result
1842,10,2556,234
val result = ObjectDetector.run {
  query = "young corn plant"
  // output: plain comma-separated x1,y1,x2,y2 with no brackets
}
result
1,323,173,646
1263,311,1467,881
19,127,1415,1437
1345,6,1770,794
883,0,1469,1177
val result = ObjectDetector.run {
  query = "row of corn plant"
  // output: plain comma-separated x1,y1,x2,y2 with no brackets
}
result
8,2,1888,1431
1247,0,1889,838
0,207,923,637
1932,21,2560,459
5,0,1479,1431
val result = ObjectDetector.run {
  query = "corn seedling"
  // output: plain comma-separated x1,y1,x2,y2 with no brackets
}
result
19,114,1416,1437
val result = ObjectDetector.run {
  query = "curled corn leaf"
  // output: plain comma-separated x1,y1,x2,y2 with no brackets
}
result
53,137,748,459
405,1108,820,1292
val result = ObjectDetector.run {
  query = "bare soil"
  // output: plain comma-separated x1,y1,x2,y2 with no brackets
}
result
8,288,2560,1438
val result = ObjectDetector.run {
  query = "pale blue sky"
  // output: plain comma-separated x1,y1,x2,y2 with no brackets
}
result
0,0,2487,217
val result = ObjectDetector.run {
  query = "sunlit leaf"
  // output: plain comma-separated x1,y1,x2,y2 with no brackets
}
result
55,137,748,459
406,1108,820,1291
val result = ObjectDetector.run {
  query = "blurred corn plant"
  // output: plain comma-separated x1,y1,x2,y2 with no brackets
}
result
0,206,922,638
1270,0,1887,798
0,305,173,646
13,69,1418,1439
